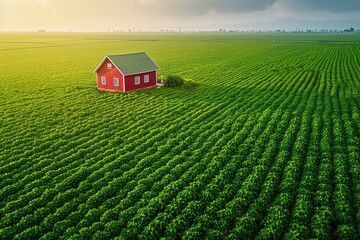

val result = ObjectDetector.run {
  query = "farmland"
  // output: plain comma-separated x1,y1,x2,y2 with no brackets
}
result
1,32,360,239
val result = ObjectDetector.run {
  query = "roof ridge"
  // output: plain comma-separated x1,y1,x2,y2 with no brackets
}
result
107,52,146,57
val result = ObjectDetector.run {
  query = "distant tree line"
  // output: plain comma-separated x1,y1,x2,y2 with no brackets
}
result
218,27,359,34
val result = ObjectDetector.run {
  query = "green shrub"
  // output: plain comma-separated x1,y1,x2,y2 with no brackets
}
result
164,75,184,87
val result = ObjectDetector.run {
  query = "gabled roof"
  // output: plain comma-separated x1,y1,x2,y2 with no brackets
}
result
93,52,160,76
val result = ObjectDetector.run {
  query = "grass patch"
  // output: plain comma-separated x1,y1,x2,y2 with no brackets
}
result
163,75,199,91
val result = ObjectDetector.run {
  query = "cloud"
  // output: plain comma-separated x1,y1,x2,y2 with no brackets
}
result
25,0,360,20
279,0,360,13
139,0,277,16
122,0,360,17
42,0,125,17
2,0,360,31
37,0,48,7
0,1,3,30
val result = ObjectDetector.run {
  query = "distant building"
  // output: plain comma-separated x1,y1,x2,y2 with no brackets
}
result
93,52,160,92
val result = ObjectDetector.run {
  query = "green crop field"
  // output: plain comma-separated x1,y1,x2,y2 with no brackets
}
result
1,32,360,239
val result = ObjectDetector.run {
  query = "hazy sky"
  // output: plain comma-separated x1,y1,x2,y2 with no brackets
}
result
1,0,360,31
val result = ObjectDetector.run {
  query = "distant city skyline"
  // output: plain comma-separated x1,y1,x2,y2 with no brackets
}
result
1,0,360,32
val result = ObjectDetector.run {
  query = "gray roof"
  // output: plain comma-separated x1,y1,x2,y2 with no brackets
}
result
95,52,159,76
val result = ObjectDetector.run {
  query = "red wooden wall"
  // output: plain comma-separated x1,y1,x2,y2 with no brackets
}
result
96,58,124,92
125,71,157,91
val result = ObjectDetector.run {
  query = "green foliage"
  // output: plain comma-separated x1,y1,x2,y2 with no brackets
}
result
181,80,199,91
163,75,199,90
164,75,185,87
0,33,360,239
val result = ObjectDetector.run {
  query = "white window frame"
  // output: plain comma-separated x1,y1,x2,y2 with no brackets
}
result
114,77,119,86
135,76,140,85
101,76,106,85
144,75,149,83
107,63,112,70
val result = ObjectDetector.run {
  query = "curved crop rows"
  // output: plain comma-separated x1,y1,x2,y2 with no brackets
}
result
0,33,359,239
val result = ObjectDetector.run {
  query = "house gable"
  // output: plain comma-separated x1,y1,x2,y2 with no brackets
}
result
96,58,125,92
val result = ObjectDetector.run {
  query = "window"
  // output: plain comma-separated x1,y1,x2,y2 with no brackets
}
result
144,75,149,83
101,76,106,85
107,63,112,70
135,76,140,85
114,77,119,86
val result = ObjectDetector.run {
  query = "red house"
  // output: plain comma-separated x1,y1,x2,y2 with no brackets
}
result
93,52,160,92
